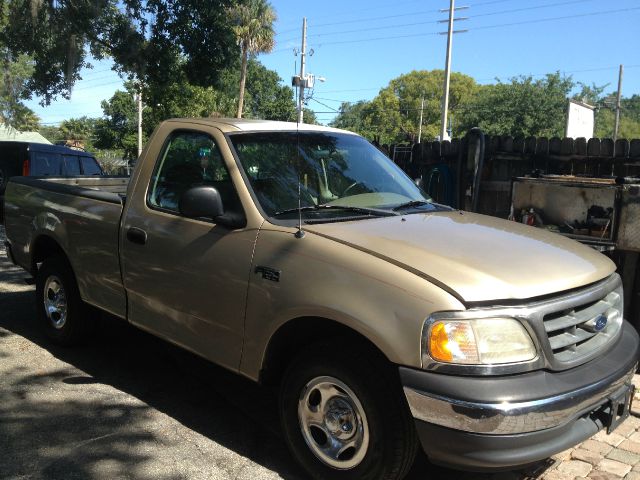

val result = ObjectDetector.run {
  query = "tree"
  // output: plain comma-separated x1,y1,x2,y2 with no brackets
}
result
458,73,574,138
594,107,640,139
330,101,378,139
60,117,97,148
219,59,310,122
1,0,239,105
0,6,39,130
331,70,477,144
39,125,63,144
229,0,276,118
8,102,40,131
572,85,640,139
94,89,139,161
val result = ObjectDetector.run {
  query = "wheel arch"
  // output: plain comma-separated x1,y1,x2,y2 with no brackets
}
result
259,316,392,387
31,234,72,276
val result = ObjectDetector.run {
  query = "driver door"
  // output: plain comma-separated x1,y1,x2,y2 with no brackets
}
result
120,128,256,371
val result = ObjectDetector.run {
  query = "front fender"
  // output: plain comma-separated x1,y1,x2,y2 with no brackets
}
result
240,227,465,380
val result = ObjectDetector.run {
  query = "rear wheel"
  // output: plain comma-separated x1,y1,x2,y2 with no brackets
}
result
280,343,418,480
36,256,91,345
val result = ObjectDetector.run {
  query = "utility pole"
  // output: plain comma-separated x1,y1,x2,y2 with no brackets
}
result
439,1,468,141
297,17,307,123
417,96,425,143
614,64,624,142
137,88,143,157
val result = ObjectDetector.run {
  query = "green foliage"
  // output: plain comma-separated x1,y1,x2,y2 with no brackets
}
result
572,85,640,139
0,49,40,129
329,70,640,142
458,73,574,138
330,101,378,139
9,102,39,130
59,117,97,148
94,89,139,161
38,125,63,143
229,0,276,117
331,70,478,144
95,60,305,159
230,0,276,55
220,59,307,122
1,0,238,104
594,107,640,139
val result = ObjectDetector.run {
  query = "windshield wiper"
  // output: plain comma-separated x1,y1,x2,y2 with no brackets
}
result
274,204,398,217
392,200,432,211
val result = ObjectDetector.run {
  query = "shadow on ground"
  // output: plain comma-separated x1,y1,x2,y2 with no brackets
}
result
0,286,554,480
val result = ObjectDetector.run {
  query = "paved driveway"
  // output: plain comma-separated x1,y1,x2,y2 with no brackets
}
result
2,225,640,480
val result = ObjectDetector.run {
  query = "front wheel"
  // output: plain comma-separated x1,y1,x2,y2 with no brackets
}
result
280,343,418,480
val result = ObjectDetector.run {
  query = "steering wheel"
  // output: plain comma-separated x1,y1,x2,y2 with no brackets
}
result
342,182,365,197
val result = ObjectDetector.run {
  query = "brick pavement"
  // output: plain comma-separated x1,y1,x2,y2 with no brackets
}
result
524,378,640,480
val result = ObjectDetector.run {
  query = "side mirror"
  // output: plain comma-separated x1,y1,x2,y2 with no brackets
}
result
179,186,224,220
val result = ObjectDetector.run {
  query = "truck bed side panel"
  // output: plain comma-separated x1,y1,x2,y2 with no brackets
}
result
4,180,127,318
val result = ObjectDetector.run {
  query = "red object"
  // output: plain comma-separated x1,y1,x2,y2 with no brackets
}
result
22,159,30,176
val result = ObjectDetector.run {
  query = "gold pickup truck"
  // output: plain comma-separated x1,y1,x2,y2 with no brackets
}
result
4,118,639,480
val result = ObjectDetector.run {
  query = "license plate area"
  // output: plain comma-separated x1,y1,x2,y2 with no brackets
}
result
607,383,635,434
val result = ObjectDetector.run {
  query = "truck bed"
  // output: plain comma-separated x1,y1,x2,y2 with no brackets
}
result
15,175,130,202
3,175,128,318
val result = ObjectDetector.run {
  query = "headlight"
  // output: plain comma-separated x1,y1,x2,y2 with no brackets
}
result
424,317,537,365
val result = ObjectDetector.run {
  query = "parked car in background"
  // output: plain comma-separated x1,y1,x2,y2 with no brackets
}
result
0,141,103,222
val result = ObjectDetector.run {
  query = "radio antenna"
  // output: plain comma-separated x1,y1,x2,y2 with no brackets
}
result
295,118,305,239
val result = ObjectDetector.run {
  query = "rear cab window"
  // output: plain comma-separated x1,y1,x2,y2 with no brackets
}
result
80,156,103,175
62,155,82,175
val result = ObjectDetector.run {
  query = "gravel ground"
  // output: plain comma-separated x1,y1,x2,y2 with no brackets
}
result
2,224,640,480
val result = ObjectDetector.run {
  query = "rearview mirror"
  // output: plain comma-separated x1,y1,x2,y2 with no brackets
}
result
179,186,224,220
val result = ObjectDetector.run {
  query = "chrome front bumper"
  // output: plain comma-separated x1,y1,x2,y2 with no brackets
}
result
402,319,639,437
403,364,635,435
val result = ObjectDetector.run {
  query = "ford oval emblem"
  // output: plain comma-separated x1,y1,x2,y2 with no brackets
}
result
594,314,608,332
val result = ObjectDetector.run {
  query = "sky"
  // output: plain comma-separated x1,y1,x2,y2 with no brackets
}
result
25,0,640,127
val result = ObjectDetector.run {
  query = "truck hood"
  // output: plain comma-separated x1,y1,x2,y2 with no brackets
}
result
305,211,616,303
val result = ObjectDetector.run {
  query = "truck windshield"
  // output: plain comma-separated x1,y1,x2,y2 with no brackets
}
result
229,131,434,221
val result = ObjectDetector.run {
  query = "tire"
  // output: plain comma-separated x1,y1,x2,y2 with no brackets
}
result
35,256,91,346
280,342,418,480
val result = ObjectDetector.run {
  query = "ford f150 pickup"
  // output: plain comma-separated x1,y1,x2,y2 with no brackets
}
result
3,118,639,480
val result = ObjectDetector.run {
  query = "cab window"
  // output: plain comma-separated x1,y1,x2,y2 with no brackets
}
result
80,156,103,175
148,131,239,215
31,152,63,175
62,155,81,175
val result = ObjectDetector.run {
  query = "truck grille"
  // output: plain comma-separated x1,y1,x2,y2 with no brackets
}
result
542,289,623,365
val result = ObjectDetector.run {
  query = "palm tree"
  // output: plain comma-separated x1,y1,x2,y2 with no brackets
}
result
230,0,276,118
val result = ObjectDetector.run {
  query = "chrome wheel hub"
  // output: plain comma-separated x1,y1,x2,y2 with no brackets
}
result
298,376,369,470
43,275,67,329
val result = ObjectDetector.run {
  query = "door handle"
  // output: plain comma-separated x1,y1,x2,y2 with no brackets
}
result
126,227,147,245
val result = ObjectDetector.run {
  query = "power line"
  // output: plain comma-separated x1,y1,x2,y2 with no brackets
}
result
309,98,340,112
276,0,530,34
278,0,595,43
80,66,117,78
473,6,640,31
75,74,123,86
73,79,123,91
316,88,381,94
277,6,640,50
275,0,433,32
